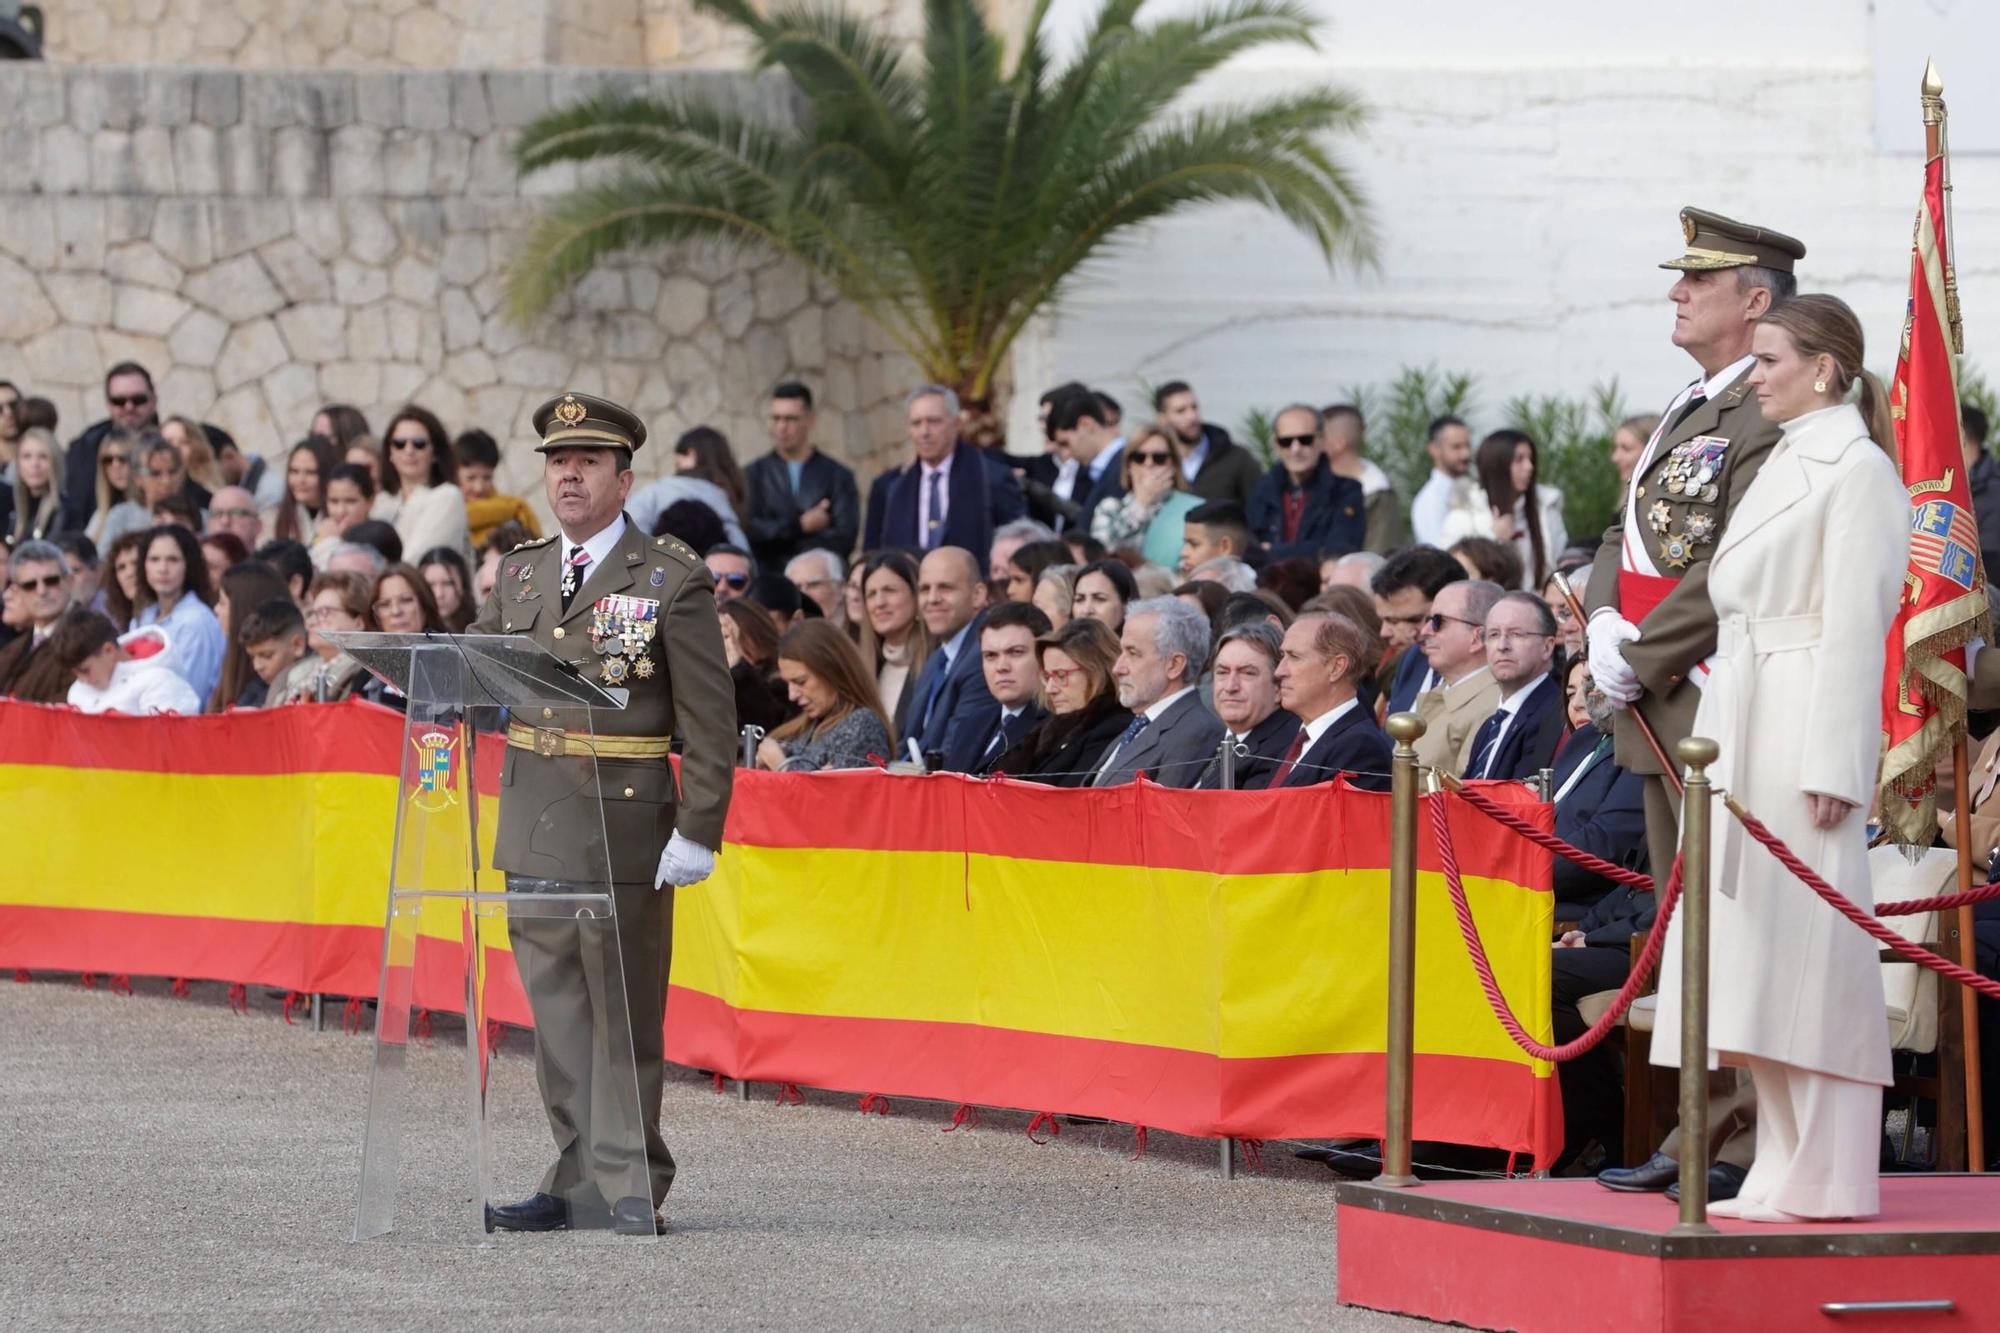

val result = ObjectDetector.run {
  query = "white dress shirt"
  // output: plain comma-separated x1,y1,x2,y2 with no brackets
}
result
1472,671,1548,777
1297,696,1359,747
561,514,628,594
1410,468,1461,548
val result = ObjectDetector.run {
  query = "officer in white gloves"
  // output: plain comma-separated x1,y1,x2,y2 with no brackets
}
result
474,391,736,1237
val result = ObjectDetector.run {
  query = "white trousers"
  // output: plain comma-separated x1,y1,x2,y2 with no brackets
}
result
1735,1056,1881,1219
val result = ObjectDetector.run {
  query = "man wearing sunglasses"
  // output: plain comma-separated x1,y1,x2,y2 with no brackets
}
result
1410,579,1504,774
0,540,75,703
703,545,756,603
62,362,161,508
1246,403,1365,561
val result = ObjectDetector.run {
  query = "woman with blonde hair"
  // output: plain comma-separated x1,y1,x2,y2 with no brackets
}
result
8,427,77,543
1089,422,1203,567
84,427,152,549
1651,293,1905,1223
161,416,223,498
754,620,892,771
1610,413,1660,486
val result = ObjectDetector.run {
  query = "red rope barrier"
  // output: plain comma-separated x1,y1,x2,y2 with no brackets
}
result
342,996,366,1033
1235,1138,1266,1174
1131,1126,1148,1160
1725,802,2000,1002
1451,782,1655,891
12,969,28,983
281,991,303,1025
109,974,132,995
774,1082,805,1106
1431,792,1684,1062
942,1104,980,1133
1025,1111,1062,1144
227,982,247,1013
857,1092,893,1116
1877,875,2000,917
169,977,190,997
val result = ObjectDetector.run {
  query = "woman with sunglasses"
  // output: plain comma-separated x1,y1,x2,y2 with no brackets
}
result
1088,423,1203,568
131,524,226,702
85,429,149,550
1247,404,1366,561
375,406,470,564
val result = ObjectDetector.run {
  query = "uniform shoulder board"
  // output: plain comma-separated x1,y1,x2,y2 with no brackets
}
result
510,535,556,553
652,535,701,568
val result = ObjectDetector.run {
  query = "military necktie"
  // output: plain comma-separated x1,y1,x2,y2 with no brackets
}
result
561,546,591,611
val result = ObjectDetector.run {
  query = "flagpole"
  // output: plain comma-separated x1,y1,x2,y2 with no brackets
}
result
1922,58,1984,1171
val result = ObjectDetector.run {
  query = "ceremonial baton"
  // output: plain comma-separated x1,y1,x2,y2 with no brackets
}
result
1553,571,1683,797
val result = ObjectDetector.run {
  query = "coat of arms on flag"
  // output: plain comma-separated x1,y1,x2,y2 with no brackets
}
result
408,727,460,813
1909,493,1981,592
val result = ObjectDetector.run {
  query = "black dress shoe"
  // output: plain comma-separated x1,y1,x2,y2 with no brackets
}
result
1665,1162,1748,1204
486,1192,574,1232
610,1197,665,1236
1597,1151,1679,1193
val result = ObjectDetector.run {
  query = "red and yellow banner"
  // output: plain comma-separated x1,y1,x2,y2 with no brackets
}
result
0,700,1558,1163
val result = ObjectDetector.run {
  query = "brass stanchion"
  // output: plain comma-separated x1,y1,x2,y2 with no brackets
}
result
1376,712,1426,1188
1672,736,1719,1235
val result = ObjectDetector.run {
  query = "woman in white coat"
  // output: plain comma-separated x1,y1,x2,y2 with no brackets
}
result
1651,294,1907,1222
374,405,471,564
1440,429,1566,589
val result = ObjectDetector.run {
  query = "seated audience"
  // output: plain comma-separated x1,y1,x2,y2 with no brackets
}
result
855,551,932,740
279,570,373,703
630,427,751,549
200,531,249,589
1542,566,1587,659
453,429,542,550
1323,549,1384,592
210,560,293,710
326,541,389,581
1174,579,1228,625
311,403,373,453
1194,622,1299,789
1000,538,1070,606
417,547,476,633
237,597,310,707
841,561,866,634
904,546,997,766
56,534,101,612
376,406,469,561
151,493,200,529
1178,500,1257,578
9,428,78,543
705,544,757,602
1442,429,1565,590
755,620,892,771
1301,582,1385,706
343,519,404,566
266,436,335,548
954,602,1053,774
1090,423,1202,569
1071,558,1136,633
1463,591,1565,782
84,427,152,551
253,539,313,604
1273,611,1391,791
1451,534,1525,591
313,462,377,565
989,517,1060,590
131,525,225,702
719,596,794,734
138,435,200,525
994,617,1129,785
1247,404,1365,560
785,549,848,627
1257,556,1320,612
653,498,728,557
1216,589,1292,637
371,563,444,635
1412,578,1504,774
1371,545,1468,717
1186,554,1257,593
101,530,148,632
1064,532,1108,567
161,416,223,506
53,611,201,715
1548,655,1648,920
1032,563,1076,631
0,540,75,701
1094,596,1221,788
207,484,265,550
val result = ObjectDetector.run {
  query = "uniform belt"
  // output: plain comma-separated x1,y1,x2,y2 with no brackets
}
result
505,722,670,759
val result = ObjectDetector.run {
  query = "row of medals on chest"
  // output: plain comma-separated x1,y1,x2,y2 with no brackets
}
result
515,560,658,684
1640,440,1722,571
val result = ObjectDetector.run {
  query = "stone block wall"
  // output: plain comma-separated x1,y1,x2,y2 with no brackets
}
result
0,63,916,501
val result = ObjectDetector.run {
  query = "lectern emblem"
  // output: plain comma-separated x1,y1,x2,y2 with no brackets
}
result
408,727,460,812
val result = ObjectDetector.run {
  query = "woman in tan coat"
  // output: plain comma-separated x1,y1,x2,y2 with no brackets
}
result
1652,294,1906,1222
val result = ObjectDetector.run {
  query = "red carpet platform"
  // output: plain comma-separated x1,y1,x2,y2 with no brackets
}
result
1335,1175,2000,1330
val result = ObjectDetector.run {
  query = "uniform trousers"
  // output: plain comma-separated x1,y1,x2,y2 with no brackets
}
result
508,878,677,1208
1721,1057,1880,1220
1643,774,1757,1171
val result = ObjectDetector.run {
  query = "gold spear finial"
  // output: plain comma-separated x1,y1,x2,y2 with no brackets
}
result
1922,57,1943,99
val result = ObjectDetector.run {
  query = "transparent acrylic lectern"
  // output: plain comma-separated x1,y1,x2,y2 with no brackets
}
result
329,631,657,1245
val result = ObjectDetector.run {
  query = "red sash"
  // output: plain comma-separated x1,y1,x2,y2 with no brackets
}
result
1618,568,1679,627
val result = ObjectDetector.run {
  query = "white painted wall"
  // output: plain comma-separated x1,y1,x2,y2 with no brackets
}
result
1010,0,2000,444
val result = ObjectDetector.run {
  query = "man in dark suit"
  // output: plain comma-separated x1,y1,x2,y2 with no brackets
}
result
1194,621,1298,789
864,385,1025,554
1155,380,1261,509
904,546,998,765
954,601,1052,773
741,381,860,571
0,540,76,703
1094,596,1222,788
1463,591,1565,783
1547,713,1648,921
63,361,160,505
1246,404,1366,561
1371,546,1467,719
1046,385,1128,526
1272,609,1391,792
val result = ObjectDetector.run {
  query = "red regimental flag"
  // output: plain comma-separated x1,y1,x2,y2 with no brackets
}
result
1879,142,1988,845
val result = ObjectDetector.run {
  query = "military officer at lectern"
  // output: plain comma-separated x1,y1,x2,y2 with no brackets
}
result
473,392,735,1236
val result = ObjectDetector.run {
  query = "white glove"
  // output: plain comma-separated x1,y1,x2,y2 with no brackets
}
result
654,832,716,890
1585,611,1644,706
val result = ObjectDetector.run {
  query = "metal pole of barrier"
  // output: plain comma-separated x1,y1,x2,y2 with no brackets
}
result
1672,736,1719,1235
1220,1137,1235,1180
1536,768,1553,802
1217,734,1236,791
737,1079,751,1102
311,993,324,1032
1377,712,1426,1188
739,725,766,769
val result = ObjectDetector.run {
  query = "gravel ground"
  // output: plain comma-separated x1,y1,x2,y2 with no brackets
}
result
1,978,1431,1332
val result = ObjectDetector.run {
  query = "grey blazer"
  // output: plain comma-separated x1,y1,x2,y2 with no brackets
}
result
1092,689,1225,790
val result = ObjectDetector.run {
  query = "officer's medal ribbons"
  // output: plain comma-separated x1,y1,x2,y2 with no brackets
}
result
589,594,660,684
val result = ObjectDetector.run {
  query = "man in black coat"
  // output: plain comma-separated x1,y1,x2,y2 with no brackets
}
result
741,381,860,570
1246,404,1366,561
1194,621,1299,789
1462,592,1566,783
1272,609,1391,792
902,547,999,766
64,362,161,504
954,601,1052,774
864,386,1025,555
1156,380,1260,509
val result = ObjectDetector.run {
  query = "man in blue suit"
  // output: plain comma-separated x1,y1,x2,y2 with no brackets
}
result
864,385,1025,554
1272,609,1391,792
903,546,998,767
1462,592,1566,783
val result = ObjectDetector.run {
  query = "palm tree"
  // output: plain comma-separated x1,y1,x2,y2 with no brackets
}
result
505,0,1372,401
